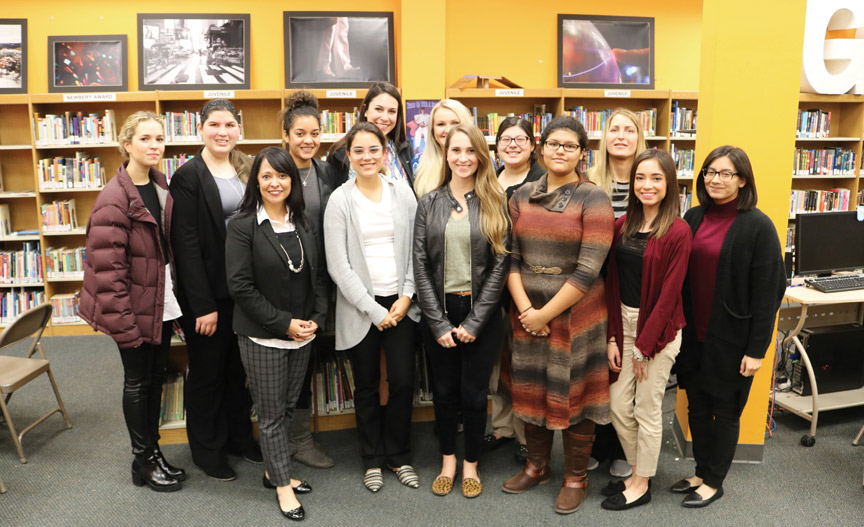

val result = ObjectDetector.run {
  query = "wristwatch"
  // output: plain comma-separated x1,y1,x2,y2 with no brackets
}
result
632,348,646,363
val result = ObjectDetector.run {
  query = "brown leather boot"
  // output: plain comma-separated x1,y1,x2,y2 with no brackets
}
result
555,421,595,514
502,423,553,494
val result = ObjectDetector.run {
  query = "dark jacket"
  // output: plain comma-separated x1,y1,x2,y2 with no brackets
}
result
329,140,414,187
225,212,328,340
79,163,174,348
605,216,691,382
413,185,509,338
677,205,786,396
498,159,546,200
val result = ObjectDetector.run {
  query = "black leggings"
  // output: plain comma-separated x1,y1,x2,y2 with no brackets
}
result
424,294,501,463
117,322,174,456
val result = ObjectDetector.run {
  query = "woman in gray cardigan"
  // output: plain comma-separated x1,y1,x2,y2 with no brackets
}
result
324,122,421,493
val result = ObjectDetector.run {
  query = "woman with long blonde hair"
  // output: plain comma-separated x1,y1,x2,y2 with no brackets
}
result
413,123,509,498
412,99,473,198
589,108,647,219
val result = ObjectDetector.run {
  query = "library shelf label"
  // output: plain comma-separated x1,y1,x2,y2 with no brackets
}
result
62,93,117,102
204,90,235,99
495,89,524,97
604,89,631,98
326,90,357,98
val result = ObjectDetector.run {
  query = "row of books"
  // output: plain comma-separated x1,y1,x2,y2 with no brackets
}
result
471,107,554,138
160,154,194,181
316,354,355,414
670,102,697,136
671,145,696,178
50,292,80,324
45,246,85,279
679,186,692,214
37,153,106,190
162,110,245,142
577,149,599,175
859,190,864,206
792,147,857,176
789,188,851,216
0,242,43,284
160,373,185,424
796,108,831,139
0,204,11,237
33,110,117,146
41,200,79,232
0,290,46,325
565,107,658,137
320,109,359,135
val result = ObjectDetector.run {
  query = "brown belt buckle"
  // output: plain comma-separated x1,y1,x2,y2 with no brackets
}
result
529,264,562,275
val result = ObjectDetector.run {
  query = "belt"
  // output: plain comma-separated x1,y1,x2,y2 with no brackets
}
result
525,263,562,275
447,291,472,297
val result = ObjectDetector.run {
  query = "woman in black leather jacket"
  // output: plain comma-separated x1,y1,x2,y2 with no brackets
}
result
413,123,510,498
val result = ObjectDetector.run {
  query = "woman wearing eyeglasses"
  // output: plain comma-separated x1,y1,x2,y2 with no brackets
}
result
324,122,421,493
483,117,544,462
672,146,785,508
502,116,614,515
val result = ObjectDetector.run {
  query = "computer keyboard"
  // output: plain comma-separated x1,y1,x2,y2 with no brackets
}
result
805,274,864,293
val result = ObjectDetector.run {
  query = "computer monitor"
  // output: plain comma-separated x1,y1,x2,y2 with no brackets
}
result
795,211,864,276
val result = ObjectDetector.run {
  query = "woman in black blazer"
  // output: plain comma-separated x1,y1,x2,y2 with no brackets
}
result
226,147,328,521
673,145,785,508
169,99,259,480
279,90,339,468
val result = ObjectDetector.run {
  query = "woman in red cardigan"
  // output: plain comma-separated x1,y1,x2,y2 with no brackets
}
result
601,149,691,510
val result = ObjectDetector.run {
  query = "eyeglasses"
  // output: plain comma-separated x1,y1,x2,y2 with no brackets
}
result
543,140,581,153
350,146,383,156
499,135,530,147
701,168,738,181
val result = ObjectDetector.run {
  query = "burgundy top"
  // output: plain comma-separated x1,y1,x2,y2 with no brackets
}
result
688,198,739,342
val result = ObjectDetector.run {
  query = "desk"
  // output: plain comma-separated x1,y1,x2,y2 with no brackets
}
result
775,286,864,446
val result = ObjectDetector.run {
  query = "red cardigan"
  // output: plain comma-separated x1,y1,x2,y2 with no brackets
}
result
605,215,691,379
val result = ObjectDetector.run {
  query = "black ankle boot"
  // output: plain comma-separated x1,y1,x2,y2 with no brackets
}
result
153,448,187,481
132,451,182,492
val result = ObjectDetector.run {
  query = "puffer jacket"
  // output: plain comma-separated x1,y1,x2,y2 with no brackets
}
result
79,162,174,348
413,185,509,338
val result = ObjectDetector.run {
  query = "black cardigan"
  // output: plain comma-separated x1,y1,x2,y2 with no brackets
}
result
677,205,786,397
225,213,328,340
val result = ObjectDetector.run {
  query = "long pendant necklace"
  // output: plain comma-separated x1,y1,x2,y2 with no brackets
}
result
278,232,305,273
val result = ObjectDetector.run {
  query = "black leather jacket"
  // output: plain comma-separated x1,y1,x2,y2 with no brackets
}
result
413,185,509,338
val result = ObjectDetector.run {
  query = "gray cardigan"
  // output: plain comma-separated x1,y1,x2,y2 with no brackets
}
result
324,176,421,350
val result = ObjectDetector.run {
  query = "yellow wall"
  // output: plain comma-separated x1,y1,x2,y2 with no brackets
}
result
5,0,399,93
444,0,702,91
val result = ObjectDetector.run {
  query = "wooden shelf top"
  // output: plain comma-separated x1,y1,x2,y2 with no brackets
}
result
43,227,87,236
156,89,283,101
30,92,157,104
35,142,120,150
0,144,32,151
799,92,864,104
792,174,857,179
40,187,104,193
0,282,44,288
0,191,37,198
0,94,29,104
795,136,861,142
562,88,670,99
46,276,84,282
0,234,40,242
447,88,562,99
670,91,699,100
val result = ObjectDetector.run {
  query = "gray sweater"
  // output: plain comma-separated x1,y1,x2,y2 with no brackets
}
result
324,176,420,350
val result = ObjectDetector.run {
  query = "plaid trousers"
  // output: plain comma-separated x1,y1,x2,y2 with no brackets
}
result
238,336,311,486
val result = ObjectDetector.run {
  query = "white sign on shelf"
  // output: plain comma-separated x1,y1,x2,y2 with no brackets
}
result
604,90,631,98
801,0,864,95
326,90,357,98
204,90,235,99
495,89,524,97
62,93,117,102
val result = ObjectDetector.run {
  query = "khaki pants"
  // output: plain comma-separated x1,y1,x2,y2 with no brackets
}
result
488,313,525,444
609,304,681,477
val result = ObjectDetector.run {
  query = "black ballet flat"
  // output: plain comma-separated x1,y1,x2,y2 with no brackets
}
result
264,476,312,494
601,488,652,510
277,493,306,521
682,487,724,508
670,478,697,494
601,480,626,497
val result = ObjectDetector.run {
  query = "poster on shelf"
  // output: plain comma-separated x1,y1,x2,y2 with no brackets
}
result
283,11,396,88
137,14,251,91
0,19,26,94
405,99,438,170
47,35,128,93
557,14,654,90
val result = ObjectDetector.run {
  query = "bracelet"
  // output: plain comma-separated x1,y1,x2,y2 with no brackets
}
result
519,306,533,314
632,348,646,363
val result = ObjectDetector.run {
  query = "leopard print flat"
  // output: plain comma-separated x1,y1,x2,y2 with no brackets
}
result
432,475,454,496
462,477,482,498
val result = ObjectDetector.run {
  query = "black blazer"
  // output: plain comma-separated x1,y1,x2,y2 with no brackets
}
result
677,205,786,398
169,152,235,318
328,140,414,187
307,157,338,271
225,212,328,340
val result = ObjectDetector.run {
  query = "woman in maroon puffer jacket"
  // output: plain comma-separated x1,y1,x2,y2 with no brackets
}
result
79,111,185,492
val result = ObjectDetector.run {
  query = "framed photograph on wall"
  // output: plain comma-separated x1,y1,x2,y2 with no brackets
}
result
138,13,250,91
0,19,27,94
284,11,396,88
557,14,654,89
48,35,128,93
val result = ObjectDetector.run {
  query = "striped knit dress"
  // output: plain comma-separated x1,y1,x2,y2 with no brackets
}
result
508,174,614,430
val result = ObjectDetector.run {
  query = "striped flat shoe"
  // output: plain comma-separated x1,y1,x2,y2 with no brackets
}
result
364,468,384,493
389,465,420,489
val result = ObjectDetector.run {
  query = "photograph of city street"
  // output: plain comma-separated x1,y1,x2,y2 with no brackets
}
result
0,19,26,93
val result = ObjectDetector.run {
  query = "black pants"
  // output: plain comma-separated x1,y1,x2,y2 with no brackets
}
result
117,322,174,456
686,381,746,489
424,294,501,463
182,305,256,469
590,423,626,462
348,295,417,469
